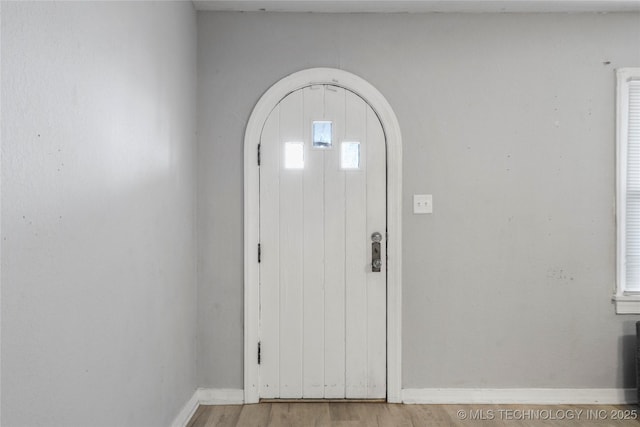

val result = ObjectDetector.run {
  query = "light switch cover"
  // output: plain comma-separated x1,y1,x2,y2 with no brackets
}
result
413,194,433,214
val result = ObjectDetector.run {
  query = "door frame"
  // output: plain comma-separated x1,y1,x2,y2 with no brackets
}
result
243,68,402,404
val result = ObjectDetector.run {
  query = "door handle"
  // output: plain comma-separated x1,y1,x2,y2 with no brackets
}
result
371,232,382,272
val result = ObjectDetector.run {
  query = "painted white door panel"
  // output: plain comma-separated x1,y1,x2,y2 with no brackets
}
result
302,85,325,398
344,90,368,399
277,90,304,399
365,105,387,399
259,103,280,399
323,85,347,399
259,85,386,399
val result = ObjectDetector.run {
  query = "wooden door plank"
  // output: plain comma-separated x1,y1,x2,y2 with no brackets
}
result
323,86,347,399
302,86,326,398
365,106,386,399
278,90,305,398
344,91,369,399
260,104,281,398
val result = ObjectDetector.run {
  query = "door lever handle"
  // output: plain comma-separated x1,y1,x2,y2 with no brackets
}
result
371,232,382,272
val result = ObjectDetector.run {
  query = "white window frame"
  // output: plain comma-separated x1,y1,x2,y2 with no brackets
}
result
615,67,640,314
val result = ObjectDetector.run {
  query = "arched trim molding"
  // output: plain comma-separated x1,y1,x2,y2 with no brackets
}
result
243,68,402,403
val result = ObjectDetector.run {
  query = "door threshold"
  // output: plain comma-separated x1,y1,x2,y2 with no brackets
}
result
260,398,387,403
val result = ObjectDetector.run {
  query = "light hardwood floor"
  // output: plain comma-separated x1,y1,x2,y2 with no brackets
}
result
187,403,640,427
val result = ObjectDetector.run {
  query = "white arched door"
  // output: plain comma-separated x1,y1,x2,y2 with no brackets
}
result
258,84,387,399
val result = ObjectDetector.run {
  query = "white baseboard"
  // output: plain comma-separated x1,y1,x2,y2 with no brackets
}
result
197,388,245,405
171,390,200,427
402,388,638,405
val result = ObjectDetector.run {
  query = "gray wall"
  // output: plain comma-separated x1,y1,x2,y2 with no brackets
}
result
1,2,198,426
197,12,640,389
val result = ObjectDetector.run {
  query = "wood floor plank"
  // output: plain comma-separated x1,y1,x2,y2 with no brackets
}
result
267,402,331,427
188,405,243,427
186,405,211,427
329,402,363,422
235,403,273,427
385,403,415,427
409,404,457,427
206,405,244,427
189,403,640,427
335,403,379,426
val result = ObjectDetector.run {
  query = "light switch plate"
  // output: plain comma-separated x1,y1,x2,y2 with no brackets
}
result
413,194,433,214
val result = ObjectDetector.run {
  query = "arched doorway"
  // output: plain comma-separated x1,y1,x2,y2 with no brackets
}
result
244,68,402,403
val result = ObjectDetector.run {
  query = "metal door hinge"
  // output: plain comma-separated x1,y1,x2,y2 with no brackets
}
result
258,341,261,364
257,144,261,166
258,243,261,263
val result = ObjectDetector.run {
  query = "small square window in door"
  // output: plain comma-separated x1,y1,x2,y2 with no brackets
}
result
284,142,304,169
341,142,360,169
312,121,332,148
